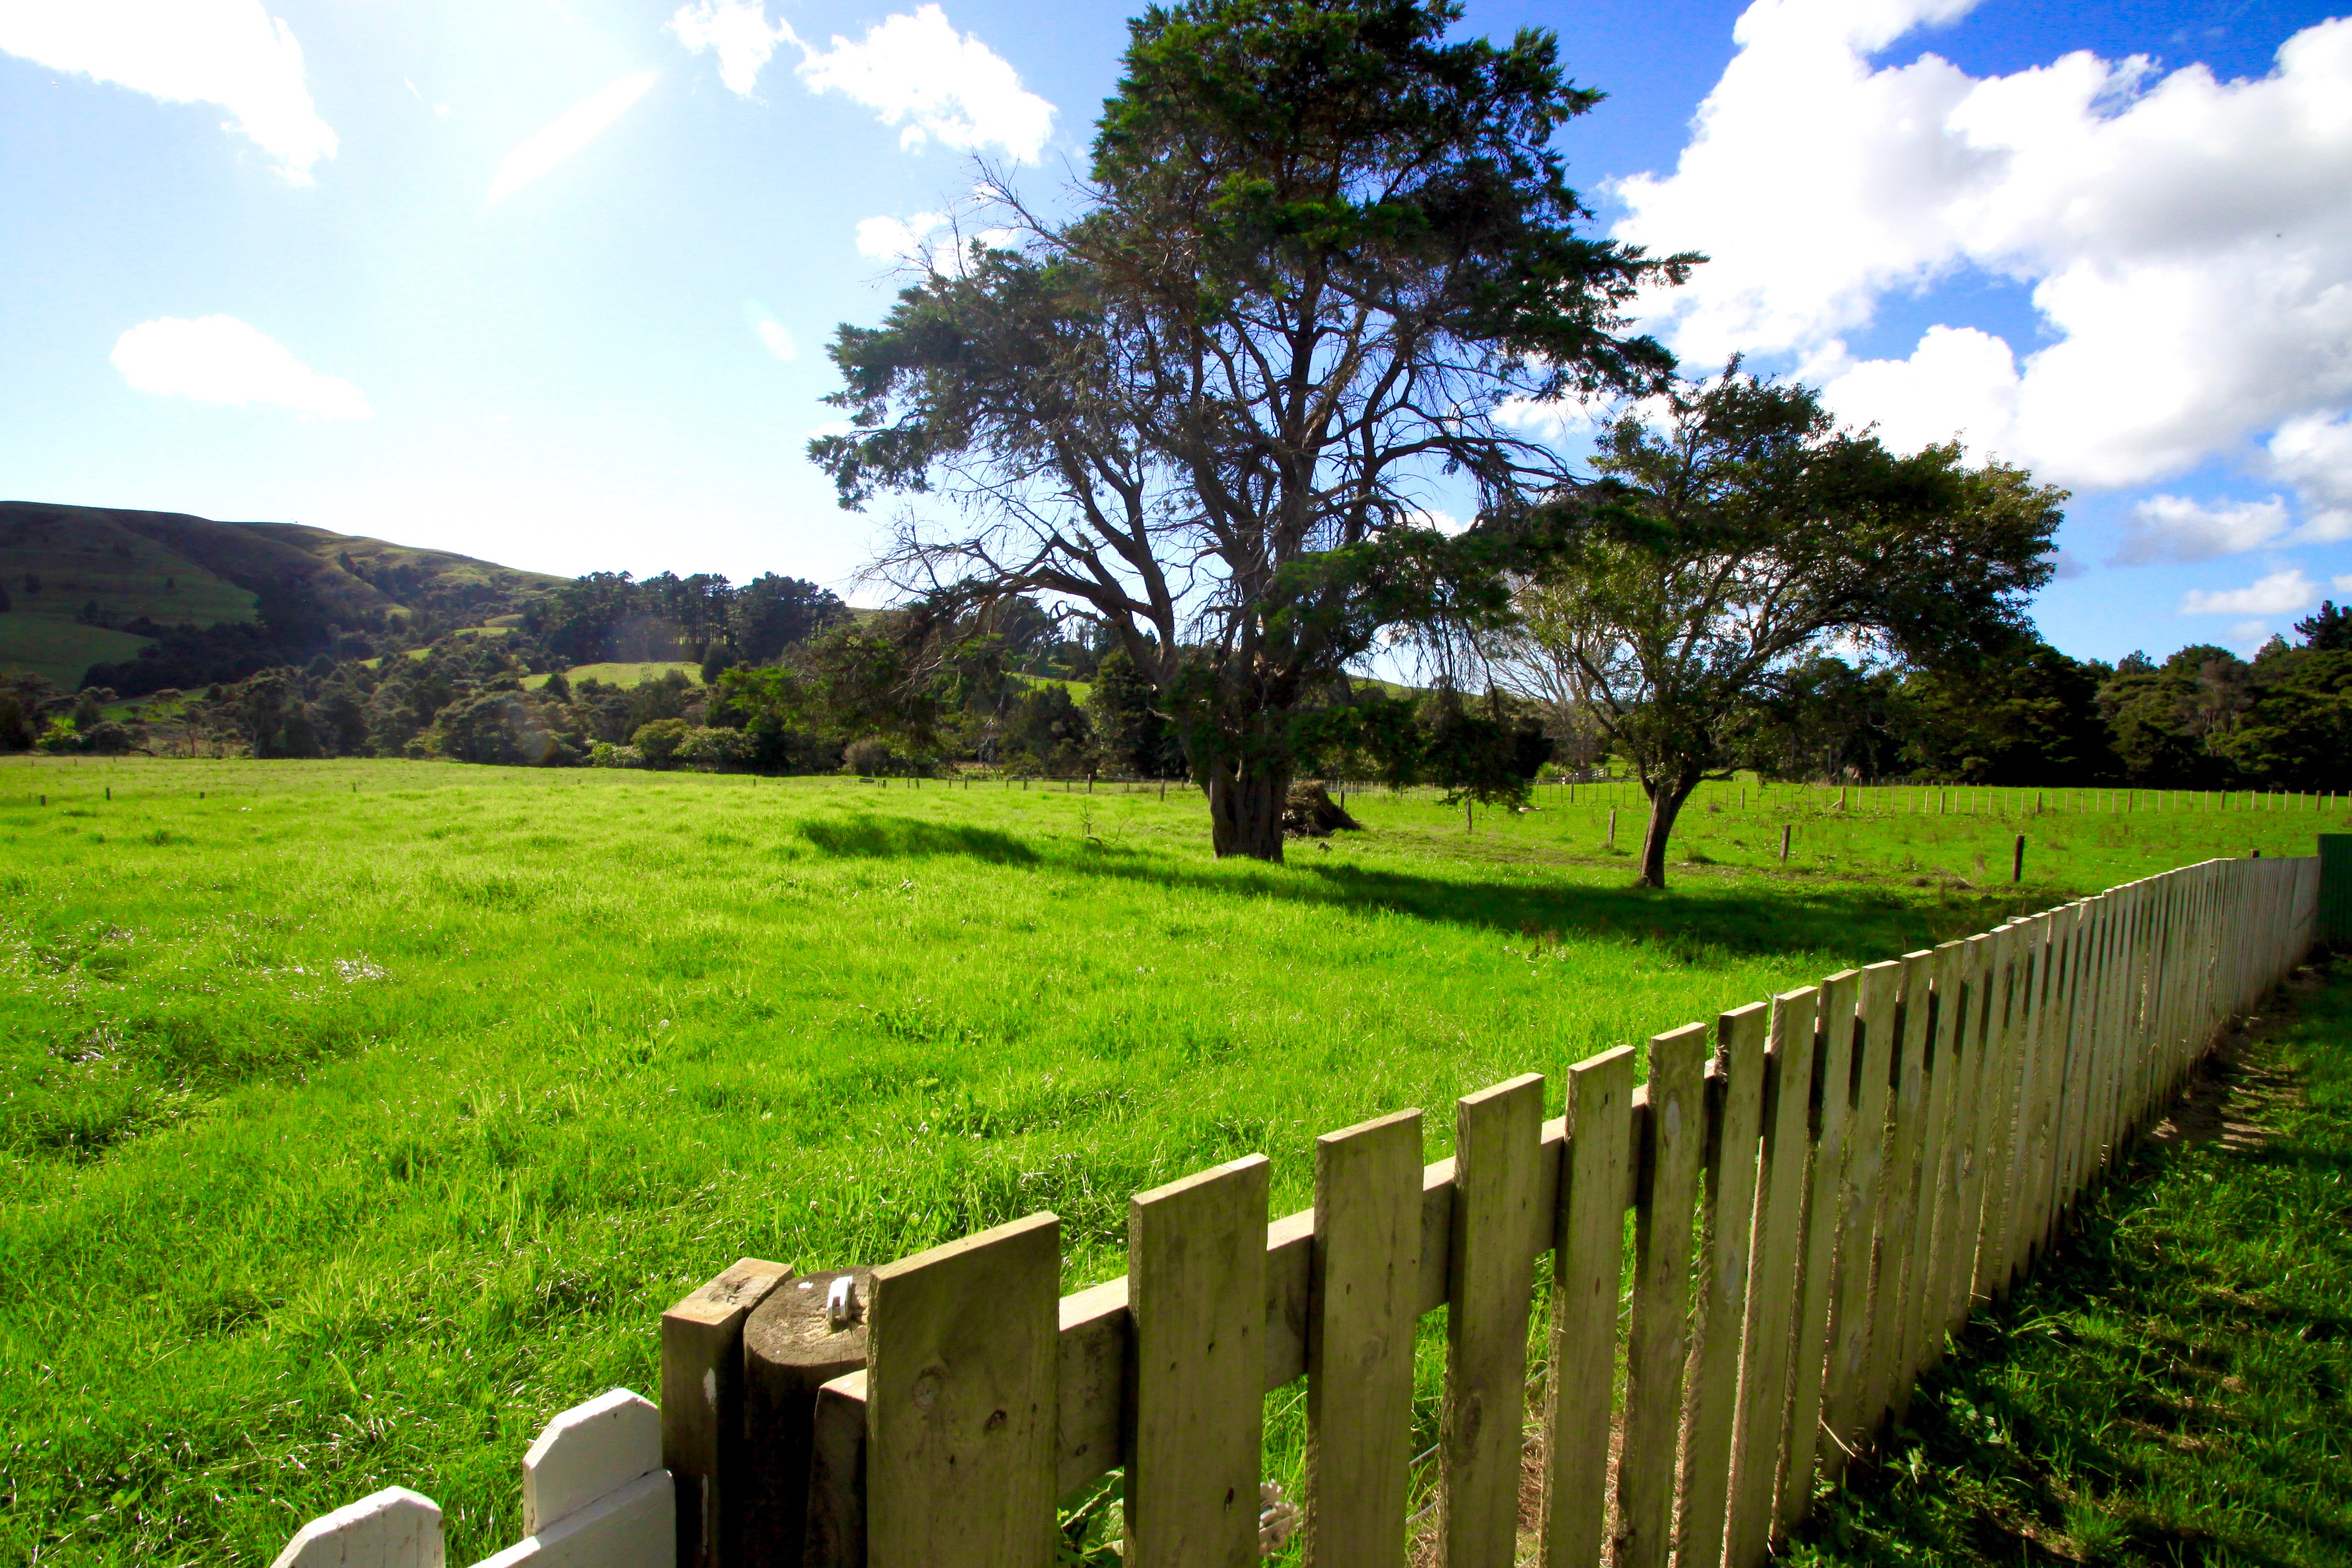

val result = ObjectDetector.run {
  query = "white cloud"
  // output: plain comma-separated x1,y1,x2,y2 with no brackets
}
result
2223,619,2275,653
668,0,790,97
1614,3,2352,492
2268,411,2352,542
2177,568,2319,618
2047,549,2088,580
755,319,796,361
855,209,1015,274
487,72,658,205
2109,494,2292,565
0,0,336,178
111,315,369,419
798,5,1054,161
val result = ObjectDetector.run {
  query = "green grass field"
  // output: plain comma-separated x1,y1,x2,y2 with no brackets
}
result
521,659,701,689
0,619,161,690
0,759,2339,1564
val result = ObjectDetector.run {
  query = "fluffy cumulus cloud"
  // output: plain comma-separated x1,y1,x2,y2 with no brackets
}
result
2178,568,2320,619
0,0,337,177
1612,1,2352,524
111,315,370,419
2110,495,2292,566
486,72,658,205
2269,412,2352,542
667,0,788,97
671,1,1053,161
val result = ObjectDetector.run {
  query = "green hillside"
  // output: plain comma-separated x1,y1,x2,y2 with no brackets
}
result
0,502,568,688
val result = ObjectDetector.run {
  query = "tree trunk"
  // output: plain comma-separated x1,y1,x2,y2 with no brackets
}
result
1636,777,1696,888
1207,763,1289,861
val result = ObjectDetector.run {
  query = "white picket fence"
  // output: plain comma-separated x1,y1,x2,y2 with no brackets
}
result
274,1388,672,1568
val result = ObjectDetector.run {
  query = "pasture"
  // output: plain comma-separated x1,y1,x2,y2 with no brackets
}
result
0,758,2340,1565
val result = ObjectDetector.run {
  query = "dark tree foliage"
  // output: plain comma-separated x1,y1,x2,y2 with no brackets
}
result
524,571,846,666
1896,640,2117,785
2296,599,2352,653
1740,655,1902,783
1088,650,1187,777
811,0,1691,860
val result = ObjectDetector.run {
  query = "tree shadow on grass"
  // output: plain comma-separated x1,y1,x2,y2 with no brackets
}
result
794,809,2056,964
797,815,1041,864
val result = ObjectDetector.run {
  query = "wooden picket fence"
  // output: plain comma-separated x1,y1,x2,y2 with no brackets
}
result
281,851,2323,1568
800,852,2322,1568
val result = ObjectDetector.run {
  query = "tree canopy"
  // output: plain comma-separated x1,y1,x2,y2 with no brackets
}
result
811,0,1691,859
1486,371,2064,885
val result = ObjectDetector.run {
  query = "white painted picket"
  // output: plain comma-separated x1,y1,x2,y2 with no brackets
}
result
275,1390,672,1568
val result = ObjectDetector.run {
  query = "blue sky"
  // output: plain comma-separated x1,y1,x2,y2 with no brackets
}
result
2,0,2349,665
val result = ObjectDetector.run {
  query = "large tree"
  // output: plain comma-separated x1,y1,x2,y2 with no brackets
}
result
1486,372,2063,886
810,0,1690,859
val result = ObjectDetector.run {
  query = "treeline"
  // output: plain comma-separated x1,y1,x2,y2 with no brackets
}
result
17,561,2351,798
1746,604,2352,790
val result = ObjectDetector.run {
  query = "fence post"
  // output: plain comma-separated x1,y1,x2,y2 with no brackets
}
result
866,1213,1061,1568
2319,835,2352,943
1125,1155,1271,1568
1721,986,1819,1568
1821,962,1898,1472
663,1258,793,1568
1438,1074,1546,1567
1304,1110,1423,1568
1539,1046,1636,1568
1678,1004,1770,1568
1616,1024,1710,1568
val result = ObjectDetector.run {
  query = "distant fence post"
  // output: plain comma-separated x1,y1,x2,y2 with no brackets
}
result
2318,835,2352,943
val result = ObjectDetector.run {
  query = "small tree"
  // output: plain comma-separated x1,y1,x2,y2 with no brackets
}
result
811,0,1689,860
1488,371,2062,886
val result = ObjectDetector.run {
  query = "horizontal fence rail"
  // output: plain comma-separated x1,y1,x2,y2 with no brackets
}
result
281,851,2325,1568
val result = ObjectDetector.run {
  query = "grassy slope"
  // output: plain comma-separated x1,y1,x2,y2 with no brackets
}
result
1790,967,2352,1568
0,762,2338,1564
0,503,570,687
522,660,701,689
0,506,262,684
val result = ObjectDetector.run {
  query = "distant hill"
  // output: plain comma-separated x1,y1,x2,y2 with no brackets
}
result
0,502,569,687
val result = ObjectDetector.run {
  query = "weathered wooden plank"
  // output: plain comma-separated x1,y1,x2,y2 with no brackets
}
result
1126,1155,1272,1568
1821,961,1899,1470
473,1472,673,1568
1952,929,2008,1316
1926,937,1990,1358
1868,951,1939,1425
802,1372,868,1568
1616,1023,1711,1568
524,1388,662,1534
742,1268,874,1568
660,1257,793,1568
1676,1003,1770,1568
1438,1073,1547,1568
1895,943,1967,1404
866,1211,1060,1568
1723,986,1819,1568
273,1486,443,1568
1303,1109,1424,1568
1775,968,1859,1536
1974,924,2032,1304
1539,1045,1635,1568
